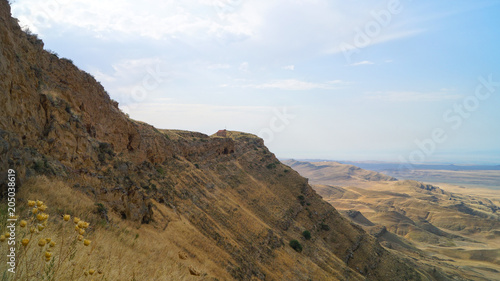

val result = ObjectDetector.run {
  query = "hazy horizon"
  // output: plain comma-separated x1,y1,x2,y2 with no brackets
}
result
280,158,500,166
11,0,500,165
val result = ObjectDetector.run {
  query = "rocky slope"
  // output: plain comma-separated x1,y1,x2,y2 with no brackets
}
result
0,1,427,279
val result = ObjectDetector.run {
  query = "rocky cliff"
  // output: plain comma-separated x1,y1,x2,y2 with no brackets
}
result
0,1,427,279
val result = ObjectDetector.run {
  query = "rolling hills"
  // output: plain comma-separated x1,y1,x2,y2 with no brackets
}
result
285,160,500,281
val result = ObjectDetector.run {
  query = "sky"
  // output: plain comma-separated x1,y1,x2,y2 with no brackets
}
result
10,0,500,164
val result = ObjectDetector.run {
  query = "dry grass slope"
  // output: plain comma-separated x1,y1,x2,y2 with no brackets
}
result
1,176,231,280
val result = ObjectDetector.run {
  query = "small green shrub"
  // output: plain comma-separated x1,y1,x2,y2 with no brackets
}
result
97,142,115,162
61,58,73,64
289,239,302,252
302,230,311,240
94,203,109,222
266,163,276,169
47,49,59,58
33,160,44,172
32,158,54,175
320,223,330,231
156,166,165,175
297,195,306,206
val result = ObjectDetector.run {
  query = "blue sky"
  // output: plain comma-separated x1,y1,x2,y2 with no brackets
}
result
11,0,500,164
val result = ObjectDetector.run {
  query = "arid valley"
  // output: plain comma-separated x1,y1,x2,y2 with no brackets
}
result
285,160,500,280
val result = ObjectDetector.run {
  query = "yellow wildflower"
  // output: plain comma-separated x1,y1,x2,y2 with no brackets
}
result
38,239,46,247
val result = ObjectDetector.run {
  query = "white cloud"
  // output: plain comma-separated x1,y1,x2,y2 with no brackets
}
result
327,80,345,84
238,62,249,71
11,0,254,41
282,65,295,70
90,57,171,106
350,60,374,66
326,29,424,55
207,63,231,69
365,90,463,102
91,57,167,85
240,79,346,91
12,0,425,57
128,102,271,113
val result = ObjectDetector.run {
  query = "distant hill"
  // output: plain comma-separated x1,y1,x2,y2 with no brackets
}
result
287,160,500,189
331,161,500,189
338,161,500,172
283,159,397,185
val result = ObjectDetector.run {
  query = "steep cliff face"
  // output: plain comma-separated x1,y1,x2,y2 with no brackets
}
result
0,1,426,279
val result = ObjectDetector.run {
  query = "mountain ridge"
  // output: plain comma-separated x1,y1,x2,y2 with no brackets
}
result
0,1,429,280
